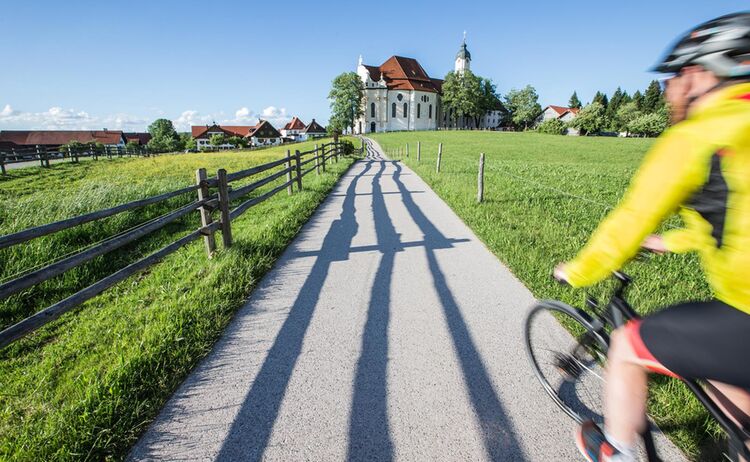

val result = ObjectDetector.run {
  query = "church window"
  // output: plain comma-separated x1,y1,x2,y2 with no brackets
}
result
397,93,403,101
392,103,396,118
429,104,433,119
403,103,408,117
371,102,375,118
417,103,421,118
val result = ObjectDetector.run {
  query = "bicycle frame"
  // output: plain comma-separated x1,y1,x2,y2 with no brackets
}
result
592,272,750,461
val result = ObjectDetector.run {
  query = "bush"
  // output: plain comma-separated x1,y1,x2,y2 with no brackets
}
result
627,108,669,137
338,139,355,155
536,118,567,135
569,102,607,136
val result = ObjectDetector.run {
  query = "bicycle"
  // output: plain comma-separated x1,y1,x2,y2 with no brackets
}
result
524,270,750,461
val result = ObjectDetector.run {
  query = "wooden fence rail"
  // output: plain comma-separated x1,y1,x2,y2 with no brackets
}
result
0,140,362,350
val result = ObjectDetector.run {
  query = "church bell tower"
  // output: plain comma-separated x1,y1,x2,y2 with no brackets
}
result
454,31,471,74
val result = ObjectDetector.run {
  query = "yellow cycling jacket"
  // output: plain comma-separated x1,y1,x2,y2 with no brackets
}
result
566,82,750,314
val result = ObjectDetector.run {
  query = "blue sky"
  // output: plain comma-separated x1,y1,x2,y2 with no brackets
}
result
0,0,747,132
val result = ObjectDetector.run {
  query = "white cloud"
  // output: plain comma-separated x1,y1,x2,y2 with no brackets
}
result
1,104,16,117
0,104,294,132
0,104,147,131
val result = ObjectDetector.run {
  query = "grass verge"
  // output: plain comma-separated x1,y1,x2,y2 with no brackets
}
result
0,139,356,460
371,130,719,461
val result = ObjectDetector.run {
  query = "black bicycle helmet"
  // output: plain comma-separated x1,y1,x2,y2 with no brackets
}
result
653,12,750,78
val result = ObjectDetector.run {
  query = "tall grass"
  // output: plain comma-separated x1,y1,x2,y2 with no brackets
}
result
372,131,719,460
0,140,355,460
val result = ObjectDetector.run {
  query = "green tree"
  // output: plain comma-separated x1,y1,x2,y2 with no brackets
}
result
536,118,567,135
328,72,364,134
184,137,197,151
503,85,542,130
209,134,226,148
478,77,503,127
125,140,140,154
643,80,664,113
147,118,182,153
614,102,642,134
632,90,644,110
592,91,609,110
441,70,483,128
569,102,606,135
627,107,669,137
606,87,626,127
568,91,582,109
227,136,248,148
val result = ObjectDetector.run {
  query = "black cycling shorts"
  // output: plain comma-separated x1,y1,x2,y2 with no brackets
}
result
626,299,750,389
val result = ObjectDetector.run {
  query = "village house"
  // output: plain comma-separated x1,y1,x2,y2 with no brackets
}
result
301,119,327,140
0,129,126,151
123,132,152,145
280,117,306,142
535,105,581,135
191,121,282,149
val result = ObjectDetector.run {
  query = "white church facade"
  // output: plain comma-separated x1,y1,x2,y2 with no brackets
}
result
354,55,443,134
355,37,503,134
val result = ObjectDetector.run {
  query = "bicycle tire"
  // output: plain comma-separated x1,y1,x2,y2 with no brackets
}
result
524,300,610,424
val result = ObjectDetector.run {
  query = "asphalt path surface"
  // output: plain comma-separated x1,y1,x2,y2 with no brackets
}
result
129,139,685,461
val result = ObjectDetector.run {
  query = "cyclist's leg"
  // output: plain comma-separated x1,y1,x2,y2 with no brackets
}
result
602,327,653,449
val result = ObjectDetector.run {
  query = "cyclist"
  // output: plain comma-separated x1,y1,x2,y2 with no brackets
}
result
553,12,750,462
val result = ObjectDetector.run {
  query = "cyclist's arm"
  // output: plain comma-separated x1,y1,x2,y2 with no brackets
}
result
565,129,707,287
661,209,712,253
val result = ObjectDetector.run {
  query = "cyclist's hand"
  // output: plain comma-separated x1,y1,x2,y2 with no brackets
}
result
641,234,667,254
553,263,570,285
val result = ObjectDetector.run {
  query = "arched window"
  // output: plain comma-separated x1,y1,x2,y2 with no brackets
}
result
370,102,375,118
403,103,408,117
429,104,433,119
417,103,421,118
391,103,396,118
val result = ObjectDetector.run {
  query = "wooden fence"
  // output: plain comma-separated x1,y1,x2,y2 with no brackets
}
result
0,144,155,174
0,140,363,350
386,141,486,203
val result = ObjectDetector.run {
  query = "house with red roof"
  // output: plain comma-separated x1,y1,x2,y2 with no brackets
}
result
280,116,306,142
0,129,125,150
535,105,581,135
191,122,281,149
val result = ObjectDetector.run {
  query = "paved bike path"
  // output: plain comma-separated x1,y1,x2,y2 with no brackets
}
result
129,139,685,461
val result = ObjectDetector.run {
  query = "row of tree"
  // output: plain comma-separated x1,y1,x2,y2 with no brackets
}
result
566,81,669,136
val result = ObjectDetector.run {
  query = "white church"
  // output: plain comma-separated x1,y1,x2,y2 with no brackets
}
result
354,36,505,134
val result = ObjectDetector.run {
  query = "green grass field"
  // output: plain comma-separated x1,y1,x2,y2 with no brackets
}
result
371,131,719,460
0,140,355,460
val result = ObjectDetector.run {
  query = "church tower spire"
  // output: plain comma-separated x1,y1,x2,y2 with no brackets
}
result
455,31,471,74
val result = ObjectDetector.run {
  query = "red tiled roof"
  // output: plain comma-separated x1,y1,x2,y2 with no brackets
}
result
124,132,152,145
363,56,442,94
283,117,306,131
191,124,255,139
0,130,124,146
546,105,575,116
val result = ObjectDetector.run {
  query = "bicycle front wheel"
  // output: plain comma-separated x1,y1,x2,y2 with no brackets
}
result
524,300,609,424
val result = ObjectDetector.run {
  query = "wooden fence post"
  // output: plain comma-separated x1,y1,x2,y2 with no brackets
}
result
286,150,294,195
0,152,5,175
436,143,442,173
321,143,326,172
417,141,421,163
477,153,485,203
295,150,303,191
315,144,320,175
406,143,409,158
195,168,216,257
216,169,233,248
36,145,44,167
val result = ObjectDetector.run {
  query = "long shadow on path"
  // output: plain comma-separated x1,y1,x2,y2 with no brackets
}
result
214,161,373,461
390,159,527,461
347,158,401,461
